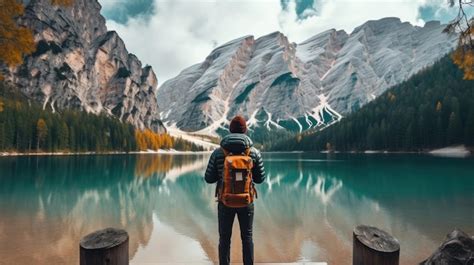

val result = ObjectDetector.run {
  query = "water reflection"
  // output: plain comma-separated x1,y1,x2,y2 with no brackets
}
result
0,154,472,265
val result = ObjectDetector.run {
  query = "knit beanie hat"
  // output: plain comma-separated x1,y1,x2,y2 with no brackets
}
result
229,115,247,133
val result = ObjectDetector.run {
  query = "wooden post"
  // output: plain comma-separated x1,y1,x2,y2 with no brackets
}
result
353,225,400,265
80,228,129,265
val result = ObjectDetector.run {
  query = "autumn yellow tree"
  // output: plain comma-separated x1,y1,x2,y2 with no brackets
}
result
445,0,474,80
36,118,48,151
134,129,176,151
0,99,4,112
452,45,474,80
135,130,147,151
143,129,156,150
0,0,73,79
0,0,35,75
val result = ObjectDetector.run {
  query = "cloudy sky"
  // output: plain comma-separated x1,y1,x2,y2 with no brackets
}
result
97,0,465,85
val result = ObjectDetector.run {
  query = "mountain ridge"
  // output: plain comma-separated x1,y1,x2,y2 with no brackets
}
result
157,17,457,136
268,54,474,151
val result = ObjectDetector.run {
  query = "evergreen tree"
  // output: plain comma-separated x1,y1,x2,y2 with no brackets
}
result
269,55,474,152
464,109,474,146
36,118,48,151
447,112,462,145
58,122,69,150
0,81,203,153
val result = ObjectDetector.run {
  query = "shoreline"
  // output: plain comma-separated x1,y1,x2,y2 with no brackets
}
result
1,146,471,158
0,149,213,157
267,145,472,157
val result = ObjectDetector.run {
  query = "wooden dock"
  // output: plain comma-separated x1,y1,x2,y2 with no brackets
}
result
79,226,400,265
129,263,327,265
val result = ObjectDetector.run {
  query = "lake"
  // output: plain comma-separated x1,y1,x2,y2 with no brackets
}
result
0,153,473,264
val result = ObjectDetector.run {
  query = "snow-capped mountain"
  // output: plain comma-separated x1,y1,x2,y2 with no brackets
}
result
157,17,457,135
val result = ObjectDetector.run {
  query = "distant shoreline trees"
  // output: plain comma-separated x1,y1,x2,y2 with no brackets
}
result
269,55,474,152
0,82,203,153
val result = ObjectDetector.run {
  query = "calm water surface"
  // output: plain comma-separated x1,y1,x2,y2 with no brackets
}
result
0,153,473,265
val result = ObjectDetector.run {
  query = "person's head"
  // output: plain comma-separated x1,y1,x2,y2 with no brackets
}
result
229,115,247,134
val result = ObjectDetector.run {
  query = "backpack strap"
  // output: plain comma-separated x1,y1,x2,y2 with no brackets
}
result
252,183,258,199
216,148,228,200
214,181,220,198
222,148,230,157
222,147,250,156
244,147,251,156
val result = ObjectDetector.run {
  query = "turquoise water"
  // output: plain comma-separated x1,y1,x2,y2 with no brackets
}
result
0,153,473,264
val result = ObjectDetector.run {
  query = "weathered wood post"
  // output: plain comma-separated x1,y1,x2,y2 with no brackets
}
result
353,225,400,265
80,228,129,265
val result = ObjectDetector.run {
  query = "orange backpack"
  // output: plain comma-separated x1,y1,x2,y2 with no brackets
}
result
217,148,258,208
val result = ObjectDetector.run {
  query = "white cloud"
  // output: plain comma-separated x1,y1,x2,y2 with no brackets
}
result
279,0,427,41
102,0,443,85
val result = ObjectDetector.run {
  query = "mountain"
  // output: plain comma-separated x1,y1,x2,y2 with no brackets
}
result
157,17,457,135
1,0,165,133
268,55,474,152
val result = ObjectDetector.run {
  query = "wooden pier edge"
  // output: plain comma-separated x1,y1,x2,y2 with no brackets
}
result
80,227,129,265
353,225,400,265
79,225,401,265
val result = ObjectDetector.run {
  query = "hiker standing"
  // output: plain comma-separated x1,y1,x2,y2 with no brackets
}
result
205,115,266,265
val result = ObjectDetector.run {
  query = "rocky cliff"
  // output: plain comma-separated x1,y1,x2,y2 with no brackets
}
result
158,17,457,134
2,0,165,133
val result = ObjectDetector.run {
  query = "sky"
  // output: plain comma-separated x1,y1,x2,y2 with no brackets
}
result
97,0,469,85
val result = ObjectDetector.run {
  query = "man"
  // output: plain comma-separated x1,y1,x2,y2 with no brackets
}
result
205,115,266,265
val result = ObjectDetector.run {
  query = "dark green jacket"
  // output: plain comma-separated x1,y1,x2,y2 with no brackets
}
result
204,133,265,184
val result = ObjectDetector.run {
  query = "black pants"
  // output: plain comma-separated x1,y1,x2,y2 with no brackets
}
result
218,202,254,265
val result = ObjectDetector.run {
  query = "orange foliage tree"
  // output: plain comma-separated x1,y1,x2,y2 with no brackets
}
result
0,0,35,72
445,0,474,80
135,130,147,151
0,0,73,79
36,118,48,151
452,44,474,80
135,129,174,151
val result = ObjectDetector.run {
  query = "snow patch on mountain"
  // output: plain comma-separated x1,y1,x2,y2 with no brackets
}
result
157,17,457,136
165,123,219,150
